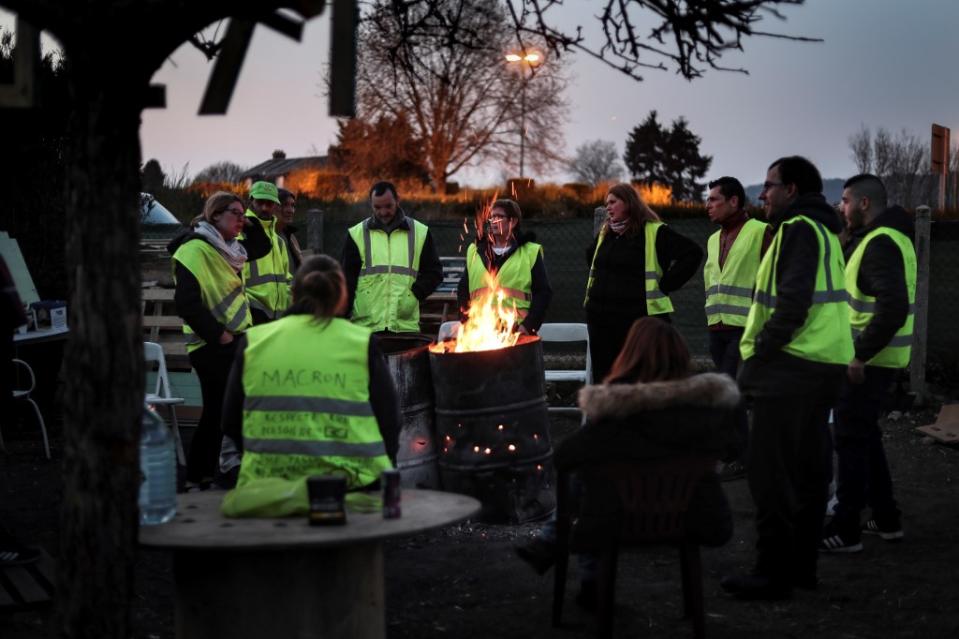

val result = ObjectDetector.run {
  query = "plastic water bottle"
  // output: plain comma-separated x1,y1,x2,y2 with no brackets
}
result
139,405,176,525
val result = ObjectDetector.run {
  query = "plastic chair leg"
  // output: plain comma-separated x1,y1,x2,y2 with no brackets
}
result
26,398,50,460
167,405,187,467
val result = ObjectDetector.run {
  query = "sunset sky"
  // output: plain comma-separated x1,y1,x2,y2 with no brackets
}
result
6,1,959,189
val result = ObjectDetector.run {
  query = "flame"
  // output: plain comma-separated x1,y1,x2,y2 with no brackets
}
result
430,194,523,354
635,182,673,206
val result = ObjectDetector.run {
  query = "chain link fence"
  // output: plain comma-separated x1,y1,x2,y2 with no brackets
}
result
308,211,958,388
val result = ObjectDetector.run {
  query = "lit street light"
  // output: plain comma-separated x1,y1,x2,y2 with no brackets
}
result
504,49,543,178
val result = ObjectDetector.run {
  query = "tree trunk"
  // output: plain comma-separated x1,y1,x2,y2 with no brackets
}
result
56,63,147,639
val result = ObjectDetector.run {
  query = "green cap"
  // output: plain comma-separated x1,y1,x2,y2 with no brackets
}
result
249,181,280,204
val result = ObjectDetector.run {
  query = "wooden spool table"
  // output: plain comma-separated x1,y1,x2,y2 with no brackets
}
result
139,489,480,639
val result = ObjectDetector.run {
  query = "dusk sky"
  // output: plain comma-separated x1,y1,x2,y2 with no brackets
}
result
7,1,959,188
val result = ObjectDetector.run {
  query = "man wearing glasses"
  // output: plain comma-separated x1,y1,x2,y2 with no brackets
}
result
721,156,853,600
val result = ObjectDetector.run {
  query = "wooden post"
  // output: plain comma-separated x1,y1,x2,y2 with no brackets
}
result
592,206,606,238
307,208,324,255
910,205,931,404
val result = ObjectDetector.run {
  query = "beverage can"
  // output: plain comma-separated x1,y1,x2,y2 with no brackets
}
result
306,476,347,526
382,469,401,519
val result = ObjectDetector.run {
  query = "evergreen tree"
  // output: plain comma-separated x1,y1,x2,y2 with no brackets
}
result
624,111,712,201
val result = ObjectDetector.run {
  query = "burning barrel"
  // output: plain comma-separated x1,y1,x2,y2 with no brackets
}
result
429,335,554,523
377,334,440,489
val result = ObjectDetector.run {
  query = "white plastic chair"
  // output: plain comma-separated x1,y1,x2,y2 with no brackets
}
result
437,320,461,342
538,323,592,416
144,341,186,465
5,359,51,459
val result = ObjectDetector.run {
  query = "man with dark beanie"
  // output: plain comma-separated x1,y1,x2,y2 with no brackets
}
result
721,156,852,600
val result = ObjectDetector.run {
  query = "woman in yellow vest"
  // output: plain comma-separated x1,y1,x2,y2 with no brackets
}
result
456,198,553,333
584,183,702,382
169,191,271,488
219,255,400,505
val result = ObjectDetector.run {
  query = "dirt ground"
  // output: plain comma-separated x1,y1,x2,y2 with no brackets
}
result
2,402,959,639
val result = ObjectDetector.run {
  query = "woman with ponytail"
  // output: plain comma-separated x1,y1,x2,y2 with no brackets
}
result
168,191,272,489
219,255,400,504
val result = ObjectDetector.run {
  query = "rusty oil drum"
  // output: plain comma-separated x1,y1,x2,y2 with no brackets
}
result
377,334,440,489
429,335,554,523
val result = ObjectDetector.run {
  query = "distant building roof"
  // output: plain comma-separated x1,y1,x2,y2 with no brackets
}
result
239,155,328,181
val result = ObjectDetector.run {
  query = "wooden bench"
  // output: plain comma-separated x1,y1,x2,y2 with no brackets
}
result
0,550,55,611
141,287,190,371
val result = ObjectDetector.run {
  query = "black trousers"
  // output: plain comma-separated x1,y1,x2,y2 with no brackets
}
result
748,393,832,584
708,328,748,462
587,312,665,384
832,366,899,531
187,340,238,483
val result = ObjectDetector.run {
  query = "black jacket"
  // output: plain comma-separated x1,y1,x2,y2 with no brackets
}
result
168,221,272,348
455,231,553,332
341,211,444,316
220,328,400,463
843,206,914,363
557,373,738,548
738,194,846,397
584,222,703,318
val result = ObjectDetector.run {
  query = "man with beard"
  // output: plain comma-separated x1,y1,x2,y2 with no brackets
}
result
819,174,913,553
721,156,852,600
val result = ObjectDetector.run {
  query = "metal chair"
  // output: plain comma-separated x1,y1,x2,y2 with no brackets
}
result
7,359,51,459
538,323,591,416
552,456,716,639
144,341,186,465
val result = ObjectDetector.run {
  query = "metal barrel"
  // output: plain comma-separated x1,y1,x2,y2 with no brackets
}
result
378,334,440,489
429,336,555,523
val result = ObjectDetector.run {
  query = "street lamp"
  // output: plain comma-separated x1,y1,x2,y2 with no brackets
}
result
504,50,543,178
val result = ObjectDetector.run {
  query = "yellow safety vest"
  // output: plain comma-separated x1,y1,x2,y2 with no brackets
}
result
242,211,292,320
348,218,428,332
845,227,916,368
740,215,853,365
584,221,673,315
704,218,768,327
466,242,542,320
172,238,252,353
237,314,392,490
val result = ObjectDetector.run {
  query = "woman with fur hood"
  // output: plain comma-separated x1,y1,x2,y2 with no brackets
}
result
517,317,736,607
456,198,553,333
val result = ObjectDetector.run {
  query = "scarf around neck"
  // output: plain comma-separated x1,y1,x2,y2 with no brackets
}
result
607,217,629,235
195,221,248,272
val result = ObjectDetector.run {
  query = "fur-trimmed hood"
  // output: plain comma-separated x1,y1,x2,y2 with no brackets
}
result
577,373,740,423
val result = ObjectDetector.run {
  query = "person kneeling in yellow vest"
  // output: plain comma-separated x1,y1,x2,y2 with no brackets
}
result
219,255,400,517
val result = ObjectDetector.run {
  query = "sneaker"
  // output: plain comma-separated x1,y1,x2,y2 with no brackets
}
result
862,519,904,542
819,531,863,553
0,545,41,566
719,460,746,482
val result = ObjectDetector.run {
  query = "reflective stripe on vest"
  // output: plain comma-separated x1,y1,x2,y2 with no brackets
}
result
348,218,428,332
172,238,252,353
703,218,768,327
845,227,917,368
584,221,673,315
466,242,541,319
238,315,392,490
241,211,291,320
740,215,854,365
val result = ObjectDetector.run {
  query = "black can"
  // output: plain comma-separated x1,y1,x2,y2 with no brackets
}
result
306,476,346,525
382,469,402,519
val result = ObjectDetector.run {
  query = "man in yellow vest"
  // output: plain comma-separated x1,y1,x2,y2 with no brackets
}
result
721,156,853,600
342,181,443,333
704,176,771,480
243,181,292,324
819,174,914,553
457,198,553,334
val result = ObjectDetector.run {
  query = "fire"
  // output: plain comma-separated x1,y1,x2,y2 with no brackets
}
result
431,193,524,354
636,182,673,206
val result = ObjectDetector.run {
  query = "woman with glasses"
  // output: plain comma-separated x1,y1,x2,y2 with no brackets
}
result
168,191,271,489
584,183,703,382
456,198,553,334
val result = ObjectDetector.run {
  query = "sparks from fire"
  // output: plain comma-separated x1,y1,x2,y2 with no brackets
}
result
431,193,523,354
